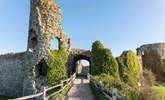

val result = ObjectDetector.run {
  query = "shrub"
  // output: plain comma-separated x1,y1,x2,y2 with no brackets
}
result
95,74,139,100
140,87,160,100
91,40,119,78
101,48,119,78
95,74,121,90
91,40,104,75
139,69,159,100
117,51,141,89
143,68,156,86
47,48,68,87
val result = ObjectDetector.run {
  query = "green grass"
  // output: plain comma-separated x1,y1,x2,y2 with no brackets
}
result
152,85,165,97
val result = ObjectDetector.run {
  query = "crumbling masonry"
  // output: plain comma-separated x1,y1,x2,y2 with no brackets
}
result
0,0,71,97
0,0,90,97
0,0,165,98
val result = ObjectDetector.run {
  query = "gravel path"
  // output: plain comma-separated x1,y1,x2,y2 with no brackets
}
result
65,77,95,100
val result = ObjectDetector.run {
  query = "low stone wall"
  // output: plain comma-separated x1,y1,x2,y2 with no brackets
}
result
0,52,26,97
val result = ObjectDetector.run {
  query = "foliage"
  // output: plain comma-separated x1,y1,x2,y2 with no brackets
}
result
152,85,165,97
91,41,142,99
143,68,156,86
95,74,121,90
47,48,68,87
90,80,109,100
116,51,141,89
95,74,139,100
91,40,104,75
91,40,104,52
49,81,73,100
91,40,119,78
140,86,161,100
101,48,119,78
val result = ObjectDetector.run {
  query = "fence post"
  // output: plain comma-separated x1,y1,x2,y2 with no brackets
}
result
43,87,46,100
61,80,64,88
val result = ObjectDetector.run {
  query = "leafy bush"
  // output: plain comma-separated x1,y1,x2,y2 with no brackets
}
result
101,48,119,78
116,51,141,89
91,40,119,78
116,51,142,99
91,40,104,75
140,86,161,100
47,48,68,87
91,42,142,100
139,69,160,100
95,74,121,90
143,68,156,86
94,74,139,100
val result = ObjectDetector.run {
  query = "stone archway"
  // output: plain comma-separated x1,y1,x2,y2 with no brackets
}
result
73,55,91,75
68,48,91,76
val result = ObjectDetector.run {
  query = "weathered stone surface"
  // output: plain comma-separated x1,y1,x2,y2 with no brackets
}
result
0,0,71,97
68,48,91,76
0,53,25,97
137,43,165,81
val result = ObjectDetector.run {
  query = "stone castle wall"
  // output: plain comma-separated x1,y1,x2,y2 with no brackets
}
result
0,0,71,97
0,52,25,97
3,0,165,98
137,43,165,59
137,43,165,81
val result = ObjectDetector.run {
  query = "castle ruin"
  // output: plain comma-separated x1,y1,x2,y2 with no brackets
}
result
0,0,90,97
137,43,165,81
0,0,71,97
0,0,165,98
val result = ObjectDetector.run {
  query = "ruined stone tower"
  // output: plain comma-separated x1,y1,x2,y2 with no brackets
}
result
137,43,165,81
24,0,71,95
23,0,63,96
28,0,59,53
0,0,71,97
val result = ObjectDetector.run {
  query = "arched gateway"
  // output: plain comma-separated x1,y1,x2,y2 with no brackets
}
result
68,49,91,76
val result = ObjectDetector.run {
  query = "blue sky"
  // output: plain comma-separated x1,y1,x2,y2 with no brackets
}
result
0,0,165,56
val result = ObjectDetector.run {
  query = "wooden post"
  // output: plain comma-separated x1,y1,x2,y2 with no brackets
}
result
61,80,64,88
43,87,46,100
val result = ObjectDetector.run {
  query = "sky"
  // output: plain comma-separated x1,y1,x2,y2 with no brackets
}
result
0,0,165,56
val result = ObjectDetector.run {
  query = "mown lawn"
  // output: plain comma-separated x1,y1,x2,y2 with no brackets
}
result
152,85,165,97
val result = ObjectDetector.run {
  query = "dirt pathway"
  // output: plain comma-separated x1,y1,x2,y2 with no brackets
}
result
65,77,95,100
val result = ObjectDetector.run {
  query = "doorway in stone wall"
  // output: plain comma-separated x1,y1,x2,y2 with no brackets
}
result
73,55,91,78
36,59,48,77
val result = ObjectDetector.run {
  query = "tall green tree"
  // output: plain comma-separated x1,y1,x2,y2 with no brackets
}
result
101,48,119,78
91,40,119,78
91,40,104,75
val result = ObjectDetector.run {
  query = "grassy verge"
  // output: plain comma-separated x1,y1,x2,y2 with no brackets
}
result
152,85,165,97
